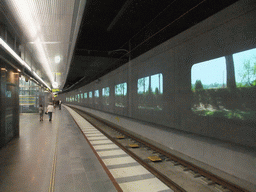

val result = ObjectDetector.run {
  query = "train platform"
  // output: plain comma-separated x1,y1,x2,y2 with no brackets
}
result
0,105,172,192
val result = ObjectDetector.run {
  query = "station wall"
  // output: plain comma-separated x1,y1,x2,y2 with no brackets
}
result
0,58,20,148
59,0,256,148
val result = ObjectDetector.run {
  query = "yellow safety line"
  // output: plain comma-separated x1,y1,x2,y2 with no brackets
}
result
48,124,59,192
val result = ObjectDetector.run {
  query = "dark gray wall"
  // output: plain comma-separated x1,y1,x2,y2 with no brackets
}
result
0,59,20,148
59,0,256,148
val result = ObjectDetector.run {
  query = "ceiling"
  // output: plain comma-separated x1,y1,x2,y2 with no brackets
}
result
63,0,239,92
0,0,86,90
1,0,239,92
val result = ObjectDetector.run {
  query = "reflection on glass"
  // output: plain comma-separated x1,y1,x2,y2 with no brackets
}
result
191,49,256,121
19,76,40,113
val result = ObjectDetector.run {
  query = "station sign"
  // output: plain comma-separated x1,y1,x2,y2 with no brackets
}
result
52,89,60,92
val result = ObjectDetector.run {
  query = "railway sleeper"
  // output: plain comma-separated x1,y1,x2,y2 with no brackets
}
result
200,176,215,185
183,167,190,171
214,184,232,192
188,170,201,178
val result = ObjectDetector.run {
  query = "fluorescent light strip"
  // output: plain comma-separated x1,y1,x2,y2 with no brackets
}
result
0,38,31,71
0,37,51,91
33,71,51,90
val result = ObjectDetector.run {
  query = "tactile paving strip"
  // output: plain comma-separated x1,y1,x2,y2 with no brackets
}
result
65,105,173,192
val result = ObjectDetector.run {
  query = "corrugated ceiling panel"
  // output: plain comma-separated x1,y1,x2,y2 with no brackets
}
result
2,0,81,88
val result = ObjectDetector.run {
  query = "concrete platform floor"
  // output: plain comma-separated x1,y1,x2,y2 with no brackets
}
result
0,107,117,192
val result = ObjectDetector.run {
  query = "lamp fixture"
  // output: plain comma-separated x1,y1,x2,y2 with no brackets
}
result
55,56,61,64
0,38,31,71
0,37,51,90
52,82,58,88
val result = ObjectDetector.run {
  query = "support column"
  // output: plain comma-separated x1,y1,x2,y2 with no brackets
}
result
225,55,236,89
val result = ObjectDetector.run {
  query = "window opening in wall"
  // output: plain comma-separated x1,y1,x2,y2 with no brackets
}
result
137,73,163,111
84,92,87,99
191,57,226,90
94,90,99,104
81,93,83,99
75,95,77,102
191,49,256,122
115,83,127,107
94,90,99,97
233,48,256,87
89,91,92,98
102,87,110,105
78,94,80,103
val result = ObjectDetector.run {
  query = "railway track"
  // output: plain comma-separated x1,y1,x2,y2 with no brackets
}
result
71,107,249,192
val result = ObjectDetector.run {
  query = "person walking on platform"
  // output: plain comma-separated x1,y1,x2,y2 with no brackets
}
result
39,104,44,121
46,103,54,121
59,100,62,110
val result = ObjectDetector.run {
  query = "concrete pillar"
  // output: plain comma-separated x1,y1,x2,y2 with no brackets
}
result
225,55,236,89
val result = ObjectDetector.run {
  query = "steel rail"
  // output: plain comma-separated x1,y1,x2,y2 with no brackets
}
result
72,107,249,192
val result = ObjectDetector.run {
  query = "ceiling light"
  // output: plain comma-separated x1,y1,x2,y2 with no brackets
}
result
55,56,61,64
52,82,58,88
0,38,31,71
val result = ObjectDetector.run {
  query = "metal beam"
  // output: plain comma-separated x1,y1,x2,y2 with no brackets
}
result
107,0,134,32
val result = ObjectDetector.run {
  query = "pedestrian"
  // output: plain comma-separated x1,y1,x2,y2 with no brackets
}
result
39,104,44,121
46,103,54,121
59,100,62,110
